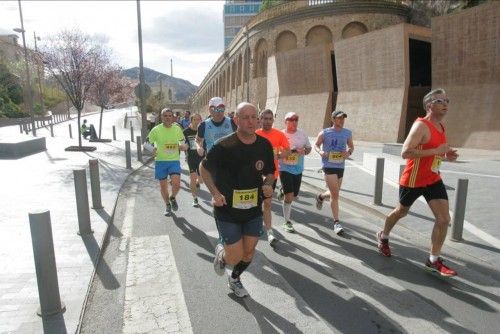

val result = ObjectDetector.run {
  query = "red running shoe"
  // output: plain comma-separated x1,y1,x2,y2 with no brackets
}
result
425,257,457,277
376,231,391,257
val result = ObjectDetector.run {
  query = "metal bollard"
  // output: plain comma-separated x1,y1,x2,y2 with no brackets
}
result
373,157,385,205
130,126,134,142
73,169,93,235
130,120,133,128
28,210,66,317
50,124,54,137
136,136,142,162
19,123,23,133
450,178,469,242
89,159,103,209
125,140,132,169
112,125,116,141
69,124,72,139
124,114,128,128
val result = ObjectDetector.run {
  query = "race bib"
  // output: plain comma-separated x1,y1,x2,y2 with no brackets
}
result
431,155,443,173
188,137,197,150
163,143,178,154
328,151,344,164
232,188,258,209
283,152,299,165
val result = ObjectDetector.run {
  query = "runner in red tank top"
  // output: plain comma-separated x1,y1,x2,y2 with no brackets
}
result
376,88,460,277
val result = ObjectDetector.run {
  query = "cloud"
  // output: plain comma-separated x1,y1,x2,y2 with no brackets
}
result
143,6,223,54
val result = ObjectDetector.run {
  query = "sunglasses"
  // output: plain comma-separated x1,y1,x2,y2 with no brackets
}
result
215,107,225,113
287,118,299,122
431,98,449,105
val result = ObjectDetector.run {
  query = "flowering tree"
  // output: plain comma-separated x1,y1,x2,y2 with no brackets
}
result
42,29,102,147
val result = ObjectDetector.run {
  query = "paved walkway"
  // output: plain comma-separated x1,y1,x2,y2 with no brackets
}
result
0,108,144,334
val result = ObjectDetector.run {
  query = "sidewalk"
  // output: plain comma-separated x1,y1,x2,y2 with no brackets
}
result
0,108,145,334
300,140,500,269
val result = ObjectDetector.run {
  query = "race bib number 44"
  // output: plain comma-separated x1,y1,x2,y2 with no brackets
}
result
328,151,344,164
431,155,443,173
232,188,258,209
163,143,178,154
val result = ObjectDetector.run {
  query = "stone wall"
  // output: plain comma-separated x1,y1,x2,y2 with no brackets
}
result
431,1,500,149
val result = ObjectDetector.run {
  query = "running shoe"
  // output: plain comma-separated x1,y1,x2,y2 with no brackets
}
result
268,229,278,246
213,243,225,276
315,194,323,210
283,221,295,233
277,187,285,201
333,220,344,235
164,203,172,216
376,231,391,257
228,276,249,298
170,197,178,211
424,257,457,277
192,197,199,207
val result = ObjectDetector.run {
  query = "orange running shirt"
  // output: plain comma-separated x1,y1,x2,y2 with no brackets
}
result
256,128,290,178
400,118,446,188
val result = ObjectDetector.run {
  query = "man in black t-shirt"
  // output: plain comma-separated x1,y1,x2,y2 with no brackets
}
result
183,113,204,207
200,102,275,298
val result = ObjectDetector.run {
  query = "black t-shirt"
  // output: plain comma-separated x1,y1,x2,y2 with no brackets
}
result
183,127,199,160
202,132,275,223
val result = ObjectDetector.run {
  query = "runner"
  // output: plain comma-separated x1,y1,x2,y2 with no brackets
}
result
376,88,459,277
148,108,189,216
278,112,312,233
183,113,204,207
314,110,354,235
200,102,275,298
255,109,290,246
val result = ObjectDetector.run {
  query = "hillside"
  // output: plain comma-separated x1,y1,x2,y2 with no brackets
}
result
122,67,197,103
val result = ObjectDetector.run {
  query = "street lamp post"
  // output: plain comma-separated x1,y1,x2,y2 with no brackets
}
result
136,0,148,141
14,0,36,136
33,31,45,115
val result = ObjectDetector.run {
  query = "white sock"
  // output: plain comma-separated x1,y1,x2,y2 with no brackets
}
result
283,202,292,221
380,232,389,240
429,254,439,263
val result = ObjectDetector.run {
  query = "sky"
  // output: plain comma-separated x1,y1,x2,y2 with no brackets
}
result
0,1,226,86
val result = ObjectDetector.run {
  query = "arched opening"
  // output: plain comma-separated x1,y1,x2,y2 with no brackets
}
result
306,25,333,46
341,22,368,39
275,30,297,53
254,38,268,78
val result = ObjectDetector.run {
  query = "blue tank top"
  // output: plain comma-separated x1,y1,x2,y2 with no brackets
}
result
321,127,352,169
204,117,234,152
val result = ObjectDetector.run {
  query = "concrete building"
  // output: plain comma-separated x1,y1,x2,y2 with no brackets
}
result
192,0,499,149
224,0,262,48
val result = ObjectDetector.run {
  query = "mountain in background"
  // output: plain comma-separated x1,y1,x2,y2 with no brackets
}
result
122,67,197,103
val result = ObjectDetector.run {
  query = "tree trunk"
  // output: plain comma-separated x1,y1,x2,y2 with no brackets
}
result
99,106,104,139
77,110,82,147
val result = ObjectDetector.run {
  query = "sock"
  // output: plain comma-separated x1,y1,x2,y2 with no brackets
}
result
429,254,439,263
283,202,292,221
380,232,389,240
231,261,251,279
318,194,323,201
170,196,175,200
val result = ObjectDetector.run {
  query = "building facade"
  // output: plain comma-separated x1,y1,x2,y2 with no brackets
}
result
224,0,262,48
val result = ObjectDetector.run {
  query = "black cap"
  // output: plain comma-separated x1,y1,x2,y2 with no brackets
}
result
332,110,347,118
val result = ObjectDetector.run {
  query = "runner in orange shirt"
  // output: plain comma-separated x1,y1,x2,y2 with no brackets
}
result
376,88,459,277
256,109,290,246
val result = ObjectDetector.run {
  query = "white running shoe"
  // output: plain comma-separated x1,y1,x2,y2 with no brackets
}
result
333,221,344,235
213,243,225,276
228,276,249,298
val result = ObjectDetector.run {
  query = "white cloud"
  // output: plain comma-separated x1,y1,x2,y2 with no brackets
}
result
0,0,225,85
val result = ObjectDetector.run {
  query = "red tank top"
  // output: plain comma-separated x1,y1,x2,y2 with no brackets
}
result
400,118,446,188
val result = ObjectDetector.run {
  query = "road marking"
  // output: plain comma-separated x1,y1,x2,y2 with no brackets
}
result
440,169,500,179
123,235,192,334
345,160,500,250
119,182,137,252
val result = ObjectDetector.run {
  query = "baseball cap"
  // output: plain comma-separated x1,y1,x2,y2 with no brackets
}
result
284,112,298,120
332,110,347,118
208,97,225,108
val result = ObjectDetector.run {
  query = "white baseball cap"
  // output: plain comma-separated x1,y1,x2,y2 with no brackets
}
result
284,112,298,120
208,97,225,107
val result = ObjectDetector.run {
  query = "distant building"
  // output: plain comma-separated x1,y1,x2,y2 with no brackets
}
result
224,0,262,48
0,34,22,64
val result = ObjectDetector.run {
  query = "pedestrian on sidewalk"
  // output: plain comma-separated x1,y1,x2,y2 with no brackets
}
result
183,113,204,207
148,108,189,216
314,110,354,235
200,102,275,298
277,112,312,233
256,109,291,246
376,88,459,277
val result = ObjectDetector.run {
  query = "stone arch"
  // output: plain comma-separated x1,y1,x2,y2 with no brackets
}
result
237,54,242,87
275,30,297,53
254,38,268,78
306,25,333,47
342,21,368,39
243,47,250,82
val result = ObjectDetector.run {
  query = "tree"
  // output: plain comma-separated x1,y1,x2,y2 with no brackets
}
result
407,0,490,26
0,63,26,118
90,62,134,138
41,29,103,147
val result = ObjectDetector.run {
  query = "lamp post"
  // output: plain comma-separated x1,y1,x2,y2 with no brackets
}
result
33,31,45,115
136,0,147,141
14,0,36,136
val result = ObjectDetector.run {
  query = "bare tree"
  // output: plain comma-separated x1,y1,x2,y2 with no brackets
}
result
90,61,134,138
42,29,102,147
